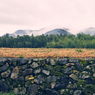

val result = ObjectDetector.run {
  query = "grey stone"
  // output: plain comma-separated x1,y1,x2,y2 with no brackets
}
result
22,68,33,76
34,75,45,84
19,88,26,94
0,58,7,66
57,58,68,65
81,74,90,79
33,58,38,62
34,68,41,74
17,76,24,81
50,59,55,65
75,63,83,71
21,65,27,70
47,76,56,83
74,90,82,95
69,74,78,81
2,63,9,71
0,80,8,91
54,84,66,90
46,88,58,95
42,70,50,75
61,76,69,84
31,62,39,68
20,59,27,65
85,78,94,84
28,84,39,95
45,59,50,64
64,68,72,75
69,58,79,63
1,70,11,78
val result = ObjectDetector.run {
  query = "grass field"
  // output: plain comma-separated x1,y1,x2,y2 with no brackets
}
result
0,48,95,58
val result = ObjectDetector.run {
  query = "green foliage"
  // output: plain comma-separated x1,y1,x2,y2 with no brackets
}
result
75,48,82,52
83,84,95,95
19,54,23,58
1,33,95,48
0,91,16,95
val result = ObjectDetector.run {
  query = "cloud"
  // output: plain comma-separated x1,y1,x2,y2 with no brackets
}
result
0,0,95,36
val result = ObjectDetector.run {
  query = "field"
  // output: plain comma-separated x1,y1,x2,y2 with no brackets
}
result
0,48,95,58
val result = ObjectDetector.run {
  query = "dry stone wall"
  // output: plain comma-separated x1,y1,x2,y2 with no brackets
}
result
0,58,95,95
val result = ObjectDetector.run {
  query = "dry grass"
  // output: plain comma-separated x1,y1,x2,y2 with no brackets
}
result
0,48,95,58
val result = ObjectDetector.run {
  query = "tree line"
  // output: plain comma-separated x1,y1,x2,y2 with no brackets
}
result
0,33,95,48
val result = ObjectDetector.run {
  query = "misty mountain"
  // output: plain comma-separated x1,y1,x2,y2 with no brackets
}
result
45,28,70,35
6,27,70,37
80,27,95,36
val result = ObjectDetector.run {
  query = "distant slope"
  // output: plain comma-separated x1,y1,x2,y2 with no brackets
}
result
45,28,70,35
5,27,70,37
80,27,95,36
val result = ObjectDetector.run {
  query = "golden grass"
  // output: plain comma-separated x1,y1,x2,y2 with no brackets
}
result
0,48,95,58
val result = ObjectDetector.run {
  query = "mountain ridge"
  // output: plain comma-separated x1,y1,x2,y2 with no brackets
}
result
6,27,70,37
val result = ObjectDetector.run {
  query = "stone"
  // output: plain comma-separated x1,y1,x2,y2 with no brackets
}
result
17,76,24,81
21,65,27,70
0,58,7,66
74,90,82,95
33,58,38,62
19,88,26,94
22,69,33,76
42,70,50,75
28,84,39,95
51,82,56,89
54,84,66,90
85,78,94,84
13,88,18,94
57,58,68,65
80,71,90,79
38,59,45,66
81,75,90,79
31,62,39,68
1,70,11,78
46,88,58,95
44,65,52,70
69,58,79,63
86,65,91,69
64,68,72,75
66,63,74,67
2,63,9,71
93,73,95,77
0,67,2,73
50,59,55,65
34,68,41,74
11,67,19,79
34,75,45,84
10,66,14,71
25,75,33,81
61,76,69,84
69,74,78,81
47,76,56,83
45,59,50,64
60,89,65,94
0,80,8,91
20,59,27,65
75,63,83,71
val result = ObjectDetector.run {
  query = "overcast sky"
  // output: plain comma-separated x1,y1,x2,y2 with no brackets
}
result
0,0,95,36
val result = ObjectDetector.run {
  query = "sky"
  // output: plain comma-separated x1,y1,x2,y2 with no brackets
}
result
0,0,95,36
